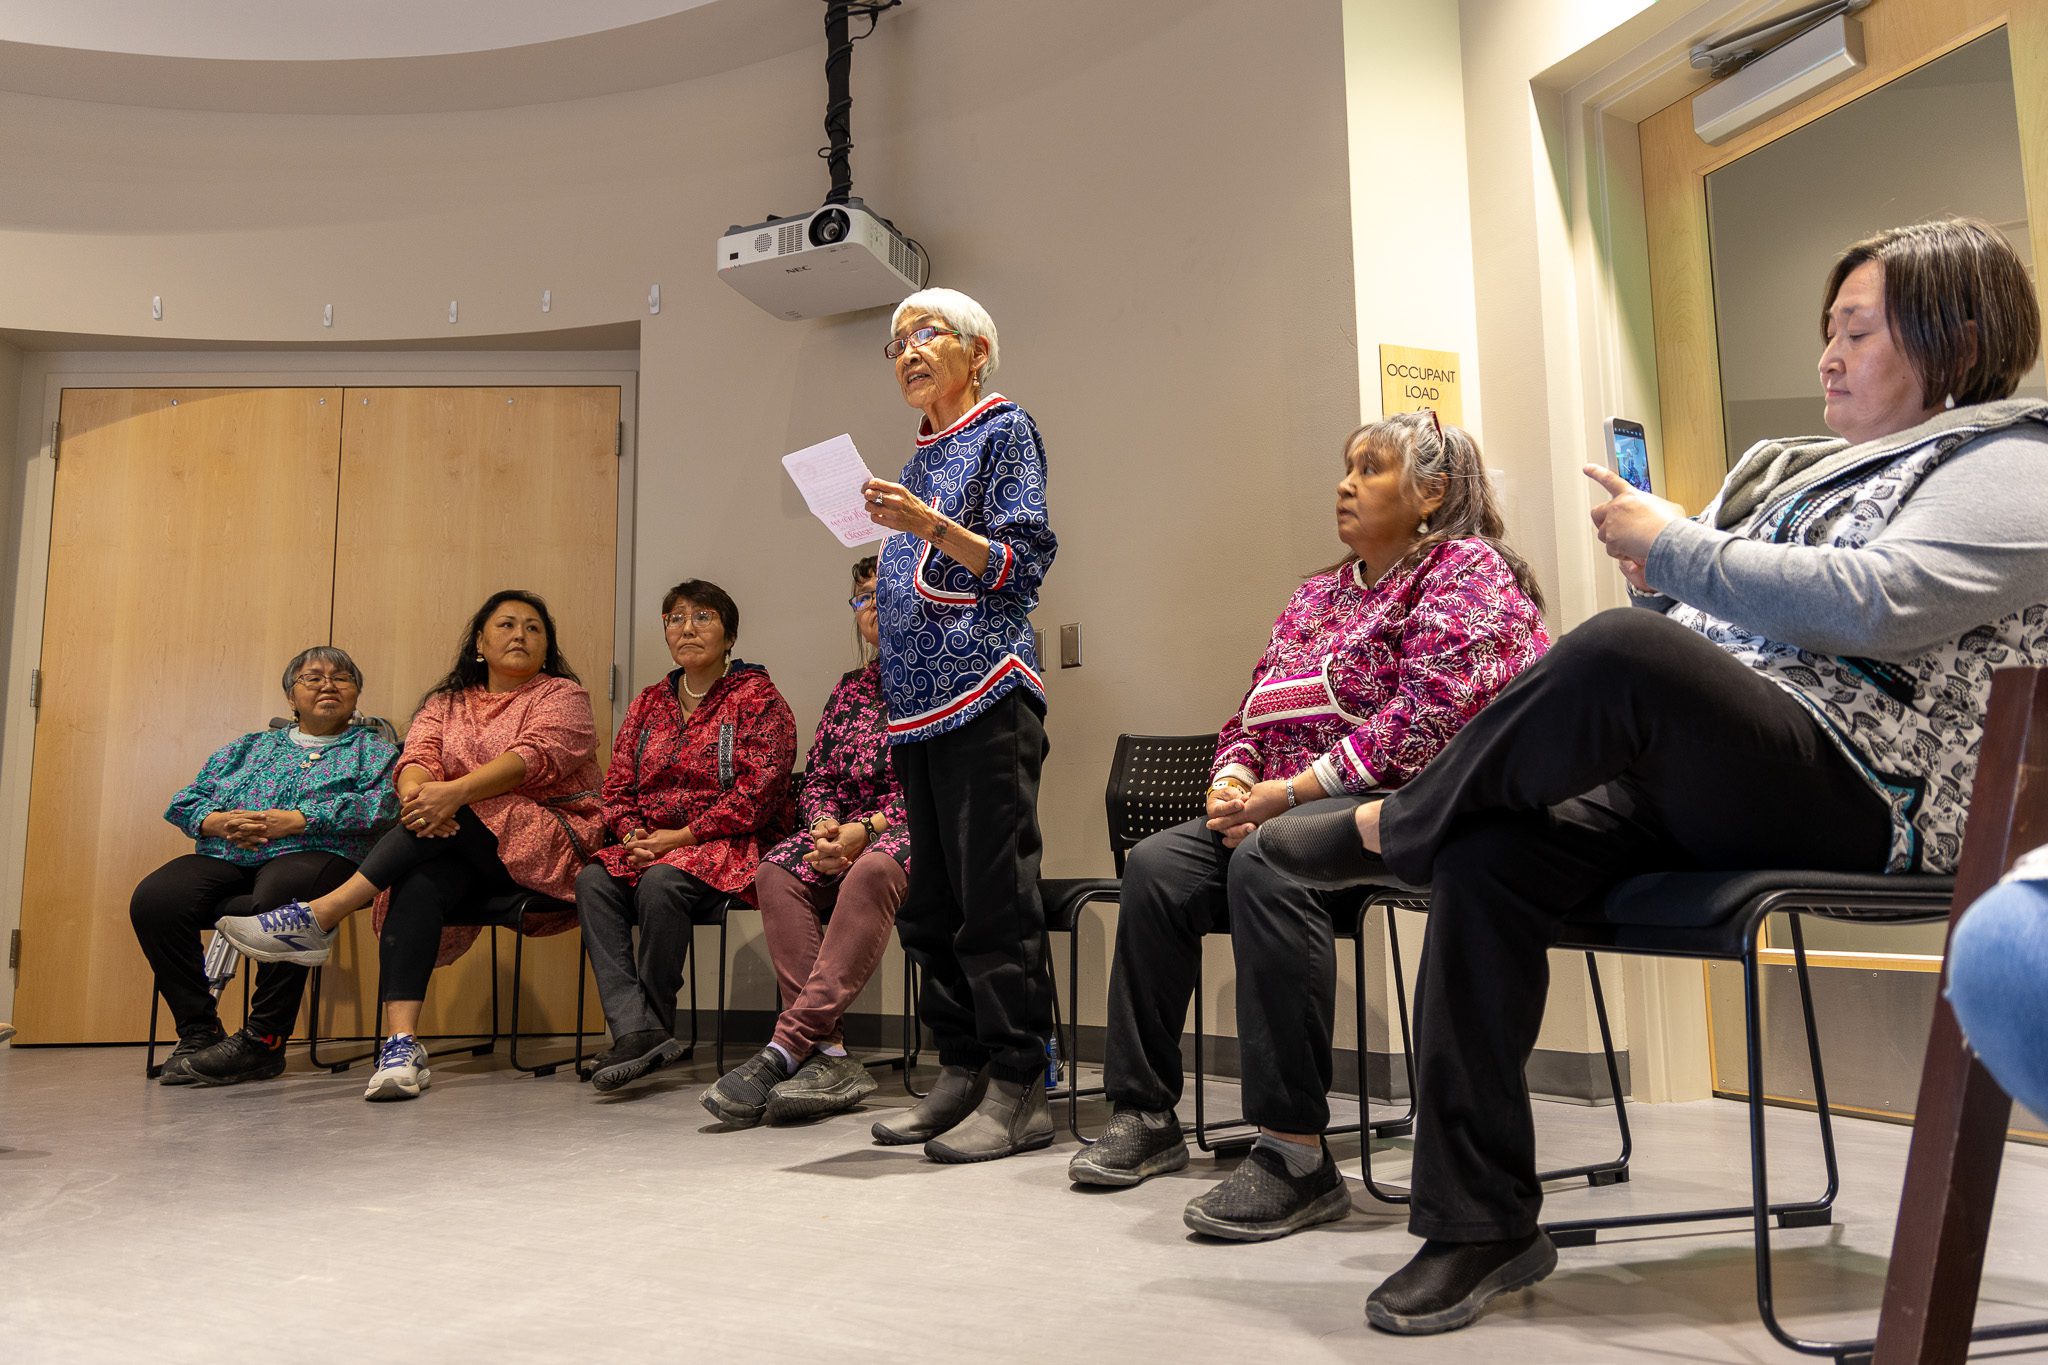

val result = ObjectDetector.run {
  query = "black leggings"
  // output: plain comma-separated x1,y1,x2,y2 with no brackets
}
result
1376,608,1892,1241
360,808,523,1003
130,850,359,1037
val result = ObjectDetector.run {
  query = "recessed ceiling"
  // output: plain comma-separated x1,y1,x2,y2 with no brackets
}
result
0,0,820,113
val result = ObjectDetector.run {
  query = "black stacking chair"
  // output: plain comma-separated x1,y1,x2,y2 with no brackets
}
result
1050,732,1423,1153
1454,864,2048,1362
304,890,601,1079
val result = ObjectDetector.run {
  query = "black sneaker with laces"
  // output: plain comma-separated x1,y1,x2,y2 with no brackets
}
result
185,1027,288,1086
1067,1108,1190,1187
1181,1142,1351,1240
157,1026,226,1086
1364,1231,1558,1335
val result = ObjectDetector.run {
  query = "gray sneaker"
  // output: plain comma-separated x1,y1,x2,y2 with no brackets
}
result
215,901,337,966
1068,1108,1189,1187
699,1047,790,1126
1181,1143,1351,1241
924,1073,1055,1163
765,1051,878,1124
364,1034,431,1101
871,1063,989,1145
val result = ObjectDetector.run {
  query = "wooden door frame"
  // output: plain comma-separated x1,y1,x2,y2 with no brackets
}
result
1535,0,2048,1100
0,350,638,1027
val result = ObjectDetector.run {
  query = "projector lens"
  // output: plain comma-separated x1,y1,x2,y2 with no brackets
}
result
808,209,850,247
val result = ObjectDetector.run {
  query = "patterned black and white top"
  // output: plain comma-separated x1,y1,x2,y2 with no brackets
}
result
1641,398,2048,872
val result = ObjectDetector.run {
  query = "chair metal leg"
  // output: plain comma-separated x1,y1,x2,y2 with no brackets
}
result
1532,954,1633,1188
575,935,594,1080
1546,927,1836,1249
902,953,929,1099
1068,916,1088,1144
145,990,164,1079
1190,952,1258,1153
503,926,586,1079
677,929,700,1062
714,916,729,1076
306,965,376,1073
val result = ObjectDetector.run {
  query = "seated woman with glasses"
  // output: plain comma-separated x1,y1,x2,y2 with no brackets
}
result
1068,412,1549,1233
131,646,397,1086
702,556,909,1127
576,579,797,1093
1259,218,2048,1334
218,590,603,1102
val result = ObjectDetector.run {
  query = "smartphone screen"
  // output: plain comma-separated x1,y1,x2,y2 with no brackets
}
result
1605,418,1652,494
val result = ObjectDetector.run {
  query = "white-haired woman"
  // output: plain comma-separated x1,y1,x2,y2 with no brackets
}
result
860,288,1060,1162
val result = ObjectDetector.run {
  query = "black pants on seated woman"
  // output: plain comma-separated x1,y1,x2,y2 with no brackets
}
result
1262,610,1896,1330
358,809,531,1003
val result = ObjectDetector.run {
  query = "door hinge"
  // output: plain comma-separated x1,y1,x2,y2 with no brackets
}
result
609,664,619,703
8,928,18,969
49,421,60,464
28,667,41,711
615,421,624,458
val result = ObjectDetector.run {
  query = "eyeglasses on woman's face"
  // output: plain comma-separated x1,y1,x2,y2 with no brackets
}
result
292,673,358,692
847,593,876,613
663,609,719,630
883,326,964,360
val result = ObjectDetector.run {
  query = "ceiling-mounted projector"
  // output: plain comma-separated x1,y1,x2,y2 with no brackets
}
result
717,199,929,321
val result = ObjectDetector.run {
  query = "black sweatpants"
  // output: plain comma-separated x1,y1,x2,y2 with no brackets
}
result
1101,817,1355,1130
1377,609,1892,1241
890,688,1054,1082
360,808,524,1003
130,850,359,1038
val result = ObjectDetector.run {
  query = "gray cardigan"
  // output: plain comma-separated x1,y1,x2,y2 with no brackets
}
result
1637,398,2048,872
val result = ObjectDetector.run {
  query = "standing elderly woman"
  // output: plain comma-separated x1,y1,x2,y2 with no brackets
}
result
1068,414,1548,1234
576,579,796,1094
703,556,909,1126
219,590,603,1102
860,287,1060,1162
1262,218,2048,1334
130,646,397,1086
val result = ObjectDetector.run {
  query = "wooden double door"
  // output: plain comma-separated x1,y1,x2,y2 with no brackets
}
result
13,385,621,1044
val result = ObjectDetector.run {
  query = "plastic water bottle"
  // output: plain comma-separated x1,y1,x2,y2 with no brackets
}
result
1044,1033,1062,1090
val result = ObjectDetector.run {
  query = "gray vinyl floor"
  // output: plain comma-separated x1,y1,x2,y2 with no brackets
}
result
2,1043,2045,1364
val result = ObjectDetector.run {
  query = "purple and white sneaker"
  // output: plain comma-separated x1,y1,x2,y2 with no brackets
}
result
365,1034,430,1101
215,902,337,966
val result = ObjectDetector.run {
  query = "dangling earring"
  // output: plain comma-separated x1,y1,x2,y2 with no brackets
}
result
475,652,485,662
1416,518,1431,535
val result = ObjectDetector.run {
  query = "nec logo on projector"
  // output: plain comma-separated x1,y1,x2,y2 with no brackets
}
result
717,200,928,321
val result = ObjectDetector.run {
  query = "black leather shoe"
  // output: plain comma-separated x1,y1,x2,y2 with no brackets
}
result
186,1027,288,1086
1365,1232,1558,1335
1255,800,1391,890
590,1029,685,1093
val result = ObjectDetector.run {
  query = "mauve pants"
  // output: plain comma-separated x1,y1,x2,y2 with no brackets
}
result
757,856,906,1057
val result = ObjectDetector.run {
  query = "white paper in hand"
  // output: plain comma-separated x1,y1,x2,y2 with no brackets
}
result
783,434,888,548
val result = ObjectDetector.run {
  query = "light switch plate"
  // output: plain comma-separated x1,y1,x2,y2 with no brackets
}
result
1059,623,1082,668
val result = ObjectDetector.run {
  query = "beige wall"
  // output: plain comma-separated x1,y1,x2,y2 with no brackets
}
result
0,0,1367,1037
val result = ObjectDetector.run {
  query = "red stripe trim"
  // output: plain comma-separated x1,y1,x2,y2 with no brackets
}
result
987,541,1014,591
912,541,977,605
914,393,1009,446
887,655,1043,734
